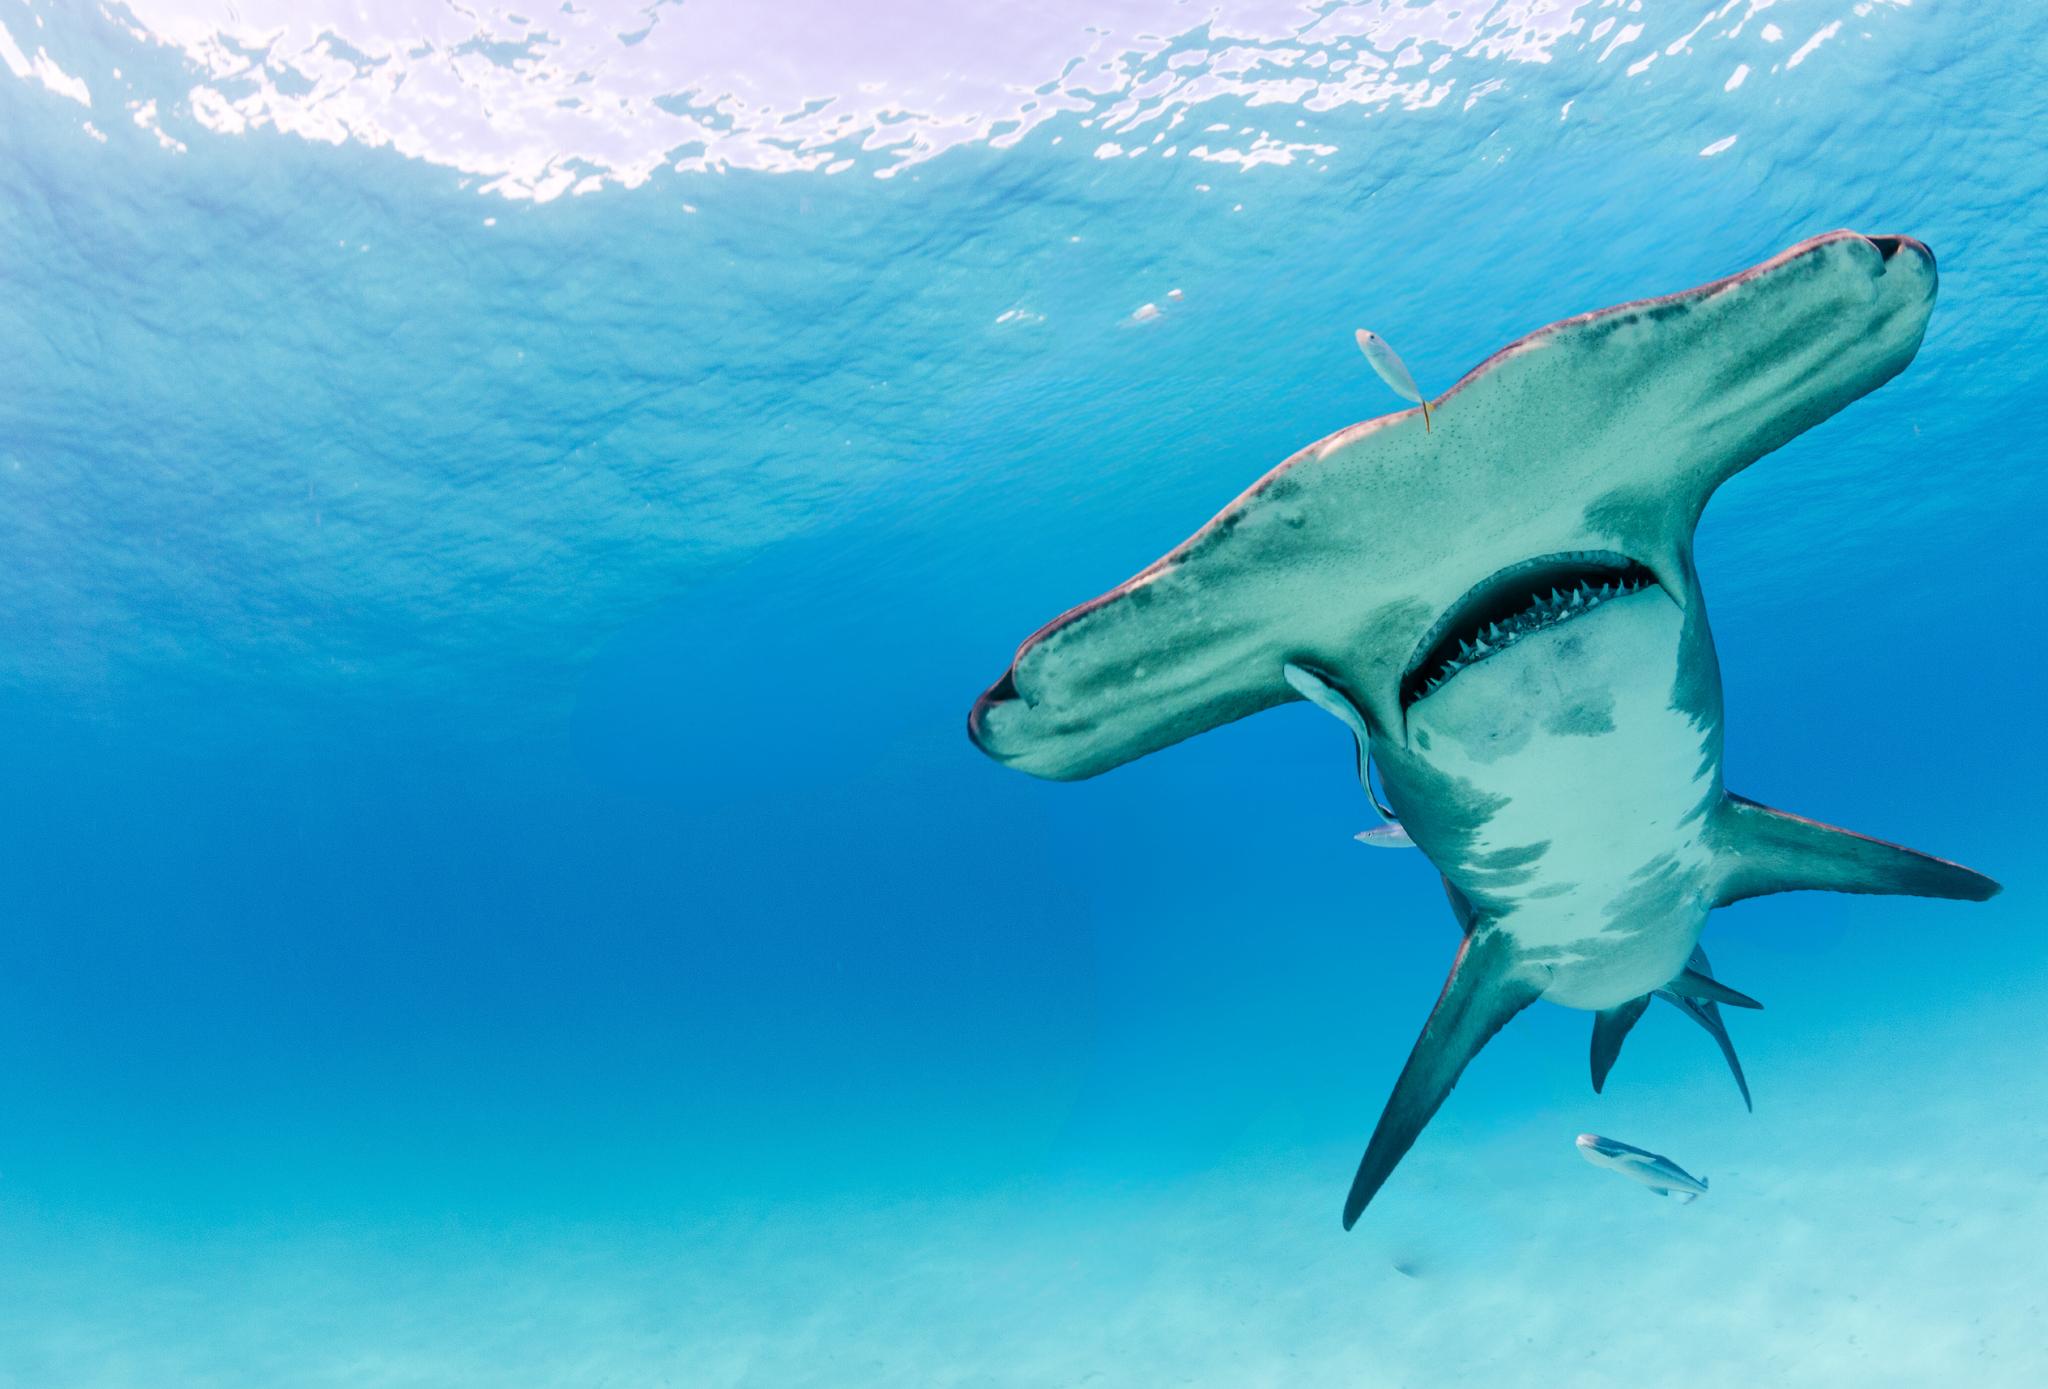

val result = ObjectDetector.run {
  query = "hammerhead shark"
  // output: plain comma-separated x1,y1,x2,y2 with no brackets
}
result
967,231,1998,1227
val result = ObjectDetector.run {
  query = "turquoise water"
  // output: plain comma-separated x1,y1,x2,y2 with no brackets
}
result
1,1,2044,1383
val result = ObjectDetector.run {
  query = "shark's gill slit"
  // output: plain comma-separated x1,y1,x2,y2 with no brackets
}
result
1402,552,1658,707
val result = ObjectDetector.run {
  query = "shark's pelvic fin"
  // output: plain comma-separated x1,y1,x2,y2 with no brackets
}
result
1343,927,1539,1228
1668,995,1754,1111
1666,966,1763,1011
1589,995,1652,1093
1601,959,1755,1106
1655,945,1753,1111
1712,794,2000,906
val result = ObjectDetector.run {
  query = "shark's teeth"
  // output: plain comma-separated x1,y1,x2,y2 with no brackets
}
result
1412,565,1656,701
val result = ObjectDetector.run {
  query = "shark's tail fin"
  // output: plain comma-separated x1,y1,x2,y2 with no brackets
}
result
1711,795,2000,907
1342,927,1539,1228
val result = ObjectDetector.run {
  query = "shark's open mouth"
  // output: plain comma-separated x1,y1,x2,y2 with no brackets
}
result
1402,551,1659,707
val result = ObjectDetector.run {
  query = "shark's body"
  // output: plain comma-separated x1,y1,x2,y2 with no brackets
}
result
1575,1133,1708,1202
967,232,1997,1227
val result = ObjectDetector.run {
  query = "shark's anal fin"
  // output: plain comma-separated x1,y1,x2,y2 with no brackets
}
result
1589,995,1652,1093
1343,927,1539,1229
1712,795,2000,907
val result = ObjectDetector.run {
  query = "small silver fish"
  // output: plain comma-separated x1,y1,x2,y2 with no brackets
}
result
1355,328,1433,431
1575,1133,1709,1203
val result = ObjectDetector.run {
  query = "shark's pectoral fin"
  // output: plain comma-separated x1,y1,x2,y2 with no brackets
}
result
1343,928,1539,1228
1654,945,1753,1111
1711,794,1999,906
1589,995,1652,1094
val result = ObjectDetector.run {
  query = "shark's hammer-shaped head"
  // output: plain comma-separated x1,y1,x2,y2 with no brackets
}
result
968,232,1935,781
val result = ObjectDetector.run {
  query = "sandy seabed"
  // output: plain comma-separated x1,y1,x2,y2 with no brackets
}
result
3,977,2042,1389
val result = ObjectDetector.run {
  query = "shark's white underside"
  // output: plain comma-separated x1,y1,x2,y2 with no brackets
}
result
1408,588,1718,1008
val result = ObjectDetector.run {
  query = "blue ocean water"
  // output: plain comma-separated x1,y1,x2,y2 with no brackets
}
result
1,1,2044,1382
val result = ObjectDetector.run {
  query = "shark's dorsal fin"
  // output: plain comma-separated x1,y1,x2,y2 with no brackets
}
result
1589,995,1652,1093
1711,795,2000,907
1342,927,1539,1228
